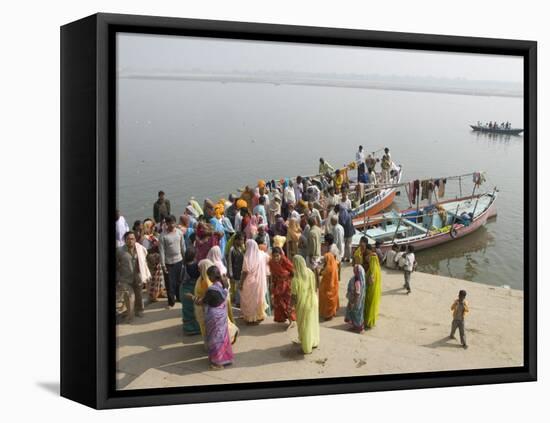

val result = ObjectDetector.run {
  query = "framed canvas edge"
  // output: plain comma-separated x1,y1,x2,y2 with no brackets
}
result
60,12,537,409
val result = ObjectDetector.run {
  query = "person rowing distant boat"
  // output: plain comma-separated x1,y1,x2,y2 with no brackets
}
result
470,121,523,135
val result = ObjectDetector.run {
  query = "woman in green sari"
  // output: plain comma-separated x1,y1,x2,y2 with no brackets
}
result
364,245,382,329
291,255,320,354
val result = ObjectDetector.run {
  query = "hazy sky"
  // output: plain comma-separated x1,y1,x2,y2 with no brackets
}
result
117,33,523,82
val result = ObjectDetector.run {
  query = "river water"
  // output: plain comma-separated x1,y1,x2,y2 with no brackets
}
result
117,78,524,289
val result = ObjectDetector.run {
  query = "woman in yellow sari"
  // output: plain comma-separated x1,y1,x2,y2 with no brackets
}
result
291,255,320,354
353,236,369,267
287,218,301,259
364,245,382,329
194,259,214,337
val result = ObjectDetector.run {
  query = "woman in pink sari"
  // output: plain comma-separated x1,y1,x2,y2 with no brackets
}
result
188,265,234,370
244,215,259,240
239,239,267,324
207,245,234,322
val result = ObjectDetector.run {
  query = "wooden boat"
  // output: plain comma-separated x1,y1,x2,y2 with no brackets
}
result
470,125,523,135
348,165,403,219
351,190,498,253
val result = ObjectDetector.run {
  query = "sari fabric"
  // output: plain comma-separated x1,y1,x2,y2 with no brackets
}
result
195,226,220,262
291,256,320,354
179,262,201,335
146,252,165,301
353,247,365,266
240,240,267,322
319,252,340,319
364,252,382,328
287,218,301,258
204,282,234,366
206,246,227,277
210,217,227,254
206,245,235,323
244,215,259,240
345,265,366,330
194,259,214,337
269,255,296,323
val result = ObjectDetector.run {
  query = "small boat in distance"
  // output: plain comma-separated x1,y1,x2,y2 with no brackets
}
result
470,124,523,135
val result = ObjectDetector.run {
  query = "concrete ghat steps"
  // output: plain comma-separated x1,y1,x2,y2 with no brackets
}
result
116,266,523,390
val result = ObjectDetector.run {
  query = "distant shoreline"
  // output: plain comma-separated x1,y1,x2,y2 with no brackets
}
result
119,73,523,99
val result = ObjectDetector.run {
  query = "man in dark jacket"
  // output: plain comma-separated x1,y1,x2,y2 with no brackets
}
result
153,190,171,223
335,205,355,262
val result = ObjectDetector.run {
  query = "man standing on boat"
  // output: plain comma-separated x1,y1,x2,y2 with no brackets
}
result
356,145,365,181
381,148,392,183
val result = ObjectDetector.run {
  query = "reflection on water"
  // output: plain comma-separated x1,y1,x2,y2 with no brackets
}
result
417,224,495,282
471,130,522,144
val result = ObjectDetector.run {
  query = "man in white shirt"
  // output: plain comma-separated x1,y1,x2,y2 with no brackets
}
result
331,215,345,262
284,181,296,204
402,245,416,294
339,190,352,211
326,186,340,209
308,202,322,226
383,244,399,269
287,202,301,221
307,184,321,203
381,147,392,183
356,145,365,163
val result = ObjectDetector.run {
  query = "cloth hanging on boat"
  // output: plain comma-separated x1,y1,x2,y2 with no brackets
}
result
341,168,350,185
407,181,414,204
472,172,486,187
438,178,447,197
410,180,420,204
420,180,432,200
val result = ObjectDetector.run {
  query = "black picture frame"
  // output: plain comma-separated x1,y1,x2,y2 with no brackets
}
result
60,12,537,409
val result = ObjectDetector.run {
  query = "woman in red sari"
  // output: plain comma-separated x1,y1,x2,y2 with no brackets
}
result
268,247,296,324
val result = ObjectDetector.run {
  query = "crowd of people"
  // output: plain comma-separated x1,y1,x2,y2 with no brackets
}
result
114,147,435,370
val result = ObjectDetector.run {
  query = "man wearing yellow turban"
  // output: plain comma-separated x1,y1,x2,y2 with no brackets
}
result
236,199,248,210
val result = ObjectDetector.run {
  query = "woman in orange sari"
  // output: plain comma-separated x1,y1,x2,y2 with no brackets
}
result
319,251,340,320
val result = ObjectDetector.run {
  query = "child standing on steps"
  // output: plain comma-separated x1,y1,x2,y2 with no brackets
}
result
450,289,469,349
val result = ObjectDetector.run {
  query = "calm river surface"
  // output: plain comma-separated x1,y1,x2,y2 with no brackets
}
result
117,79,524,289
